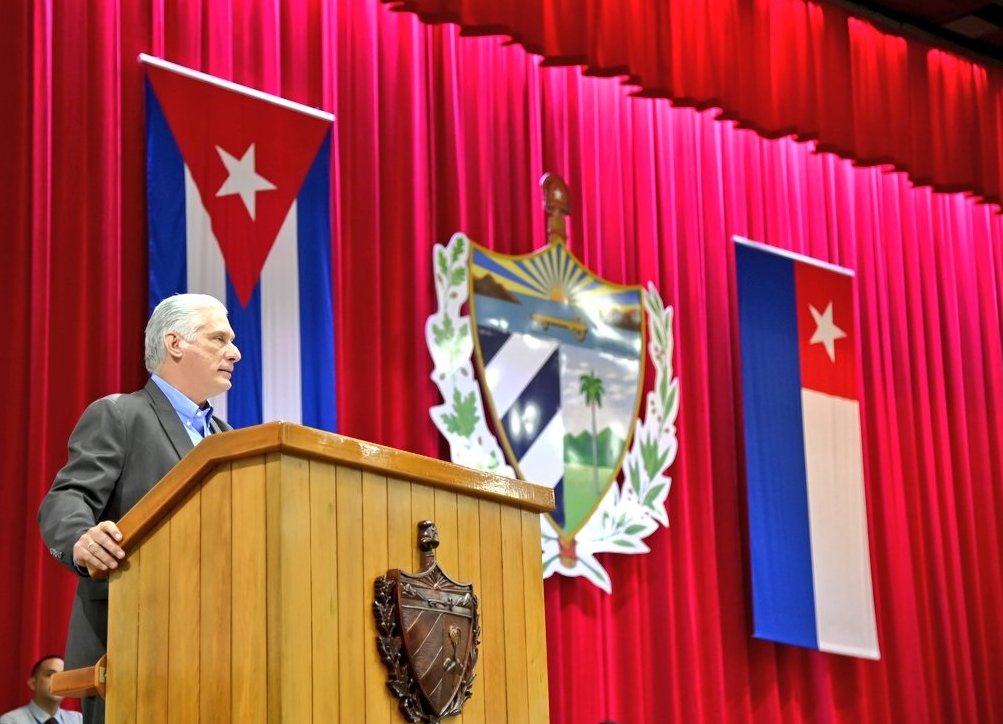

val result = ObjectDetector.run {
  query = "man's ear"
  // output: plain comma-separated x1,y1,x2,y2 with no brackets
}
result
164,331,185,362
27,675,36,693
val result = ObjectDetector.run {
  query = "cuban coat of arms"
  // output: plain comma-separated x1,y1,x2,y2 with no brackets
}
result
425,174,679,592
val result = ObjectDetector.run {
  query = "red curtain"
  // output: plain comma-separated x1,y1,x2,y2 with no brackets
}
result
386,0,1003,207
3,0,1003,721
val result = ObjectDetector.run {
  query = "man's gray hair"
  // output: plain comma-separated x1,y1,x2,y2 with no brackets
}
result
144,293,228,373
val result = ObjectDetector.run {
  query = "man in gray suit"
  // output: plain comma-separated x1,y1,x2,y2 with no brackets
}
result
38,293,241,724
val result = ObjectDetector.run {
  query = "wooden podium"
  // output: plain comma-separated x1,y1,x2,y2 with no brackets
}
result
53,422,554,722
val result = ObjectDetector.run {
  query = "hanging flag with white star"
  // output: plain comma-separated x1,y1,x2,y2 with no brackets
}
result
733,236,879,660
142,55,337,431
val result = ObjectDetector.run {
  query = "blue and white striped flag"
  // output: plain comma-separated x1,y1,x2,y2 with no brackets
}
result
735,237,879,660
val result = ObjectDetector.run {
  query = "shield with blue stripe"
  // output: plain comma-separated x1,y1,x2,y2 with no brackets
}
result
468,241,644,537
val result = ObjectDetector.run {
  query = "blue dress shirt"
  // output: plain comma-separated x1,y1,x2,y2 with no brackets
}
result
150,374,214,446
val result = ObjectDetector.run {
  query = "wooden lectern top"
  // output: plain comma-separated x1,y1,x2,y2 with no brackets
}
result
113,422,554,563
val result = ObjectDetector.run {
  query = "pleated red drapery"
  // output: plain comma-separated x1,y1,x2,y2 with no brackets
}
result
2,0,1003,722
386,0,1003,206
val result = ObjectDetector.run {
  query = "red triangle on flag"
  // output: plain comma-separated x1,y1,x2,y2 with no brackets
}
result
146,61,332,306
795,260,857,400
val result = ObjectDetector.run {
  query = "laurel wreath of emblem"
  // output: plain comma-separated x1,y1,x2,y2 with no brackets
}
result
425,185,679,593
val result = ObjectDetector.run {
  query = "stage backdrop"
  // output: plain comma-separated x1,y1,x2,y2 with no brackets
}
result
2,0,1002,722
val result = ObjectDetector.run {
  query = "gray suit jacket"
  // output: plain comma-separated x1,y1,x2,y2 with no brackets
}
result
38,380,232,670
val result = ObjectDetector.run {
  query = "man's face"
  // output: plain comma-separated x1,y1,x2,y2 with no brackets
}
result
173,307,241,404
29,657,64,706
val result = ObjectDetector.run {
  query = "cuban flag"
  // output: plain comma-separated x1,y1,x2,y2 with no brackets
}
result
143,55,336,431
734,236,879,660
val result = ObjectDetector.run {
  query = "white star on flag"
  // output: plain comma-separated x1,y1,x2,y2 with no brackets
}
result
215,143,276,220
808,301,847,362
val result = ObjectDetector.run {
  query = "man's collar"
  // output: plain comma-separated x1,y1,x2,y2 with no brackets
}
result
28,699,60,720
151,375,210,417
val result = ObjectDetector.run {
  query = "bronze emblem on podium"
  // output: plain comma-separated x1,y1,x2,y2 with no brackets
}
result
374,520,480,722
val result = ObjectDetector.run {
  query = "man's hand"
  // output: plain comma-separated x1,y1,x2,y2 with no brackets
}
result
72,521,125,576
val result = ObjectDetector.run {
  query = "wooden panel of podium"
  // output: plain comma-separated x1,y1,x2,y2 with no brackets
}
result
54,422,554,723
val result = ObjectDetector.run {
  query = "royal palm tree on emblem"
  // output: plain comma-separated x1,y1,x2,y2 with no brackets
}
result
579,370,605,495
